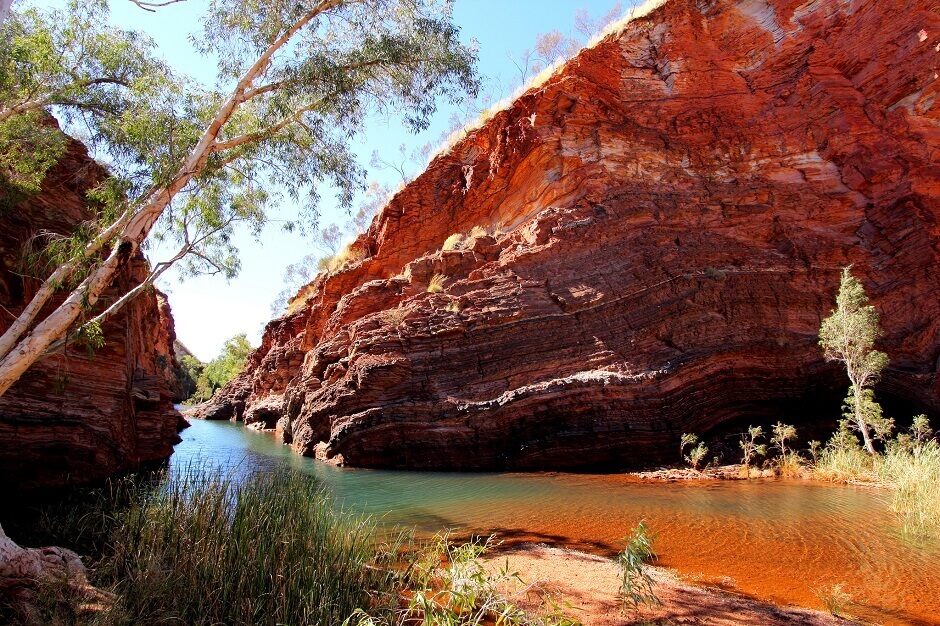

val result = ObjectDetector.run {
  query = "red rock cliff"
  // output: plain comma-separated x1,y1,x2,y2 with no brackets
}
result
200,0,940,470
0,131,186,489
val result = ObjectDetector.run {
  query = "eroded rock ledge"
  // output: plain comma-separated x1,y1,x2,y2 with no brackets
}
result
199,0,940,470
0,130,186,490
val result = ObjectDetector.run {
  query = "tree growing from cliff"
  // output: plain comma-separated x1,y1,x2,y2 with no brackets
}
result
0,0,478,398
819,267,893,455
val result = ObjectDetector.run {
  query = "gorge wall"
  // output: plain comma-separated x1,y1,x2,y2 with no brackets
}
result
200,0,940,470
0,131,185,490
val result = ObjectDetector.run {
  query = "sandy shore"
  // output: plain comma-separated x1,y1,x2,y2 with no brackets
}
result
483,544,846,626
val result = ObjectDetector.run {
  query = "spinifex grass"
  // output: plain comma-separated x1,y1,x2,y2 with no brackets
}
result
97,468,396,626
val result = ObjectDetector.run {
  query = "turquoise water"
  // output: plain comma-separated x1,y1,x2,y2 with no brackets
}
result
173,418,940,624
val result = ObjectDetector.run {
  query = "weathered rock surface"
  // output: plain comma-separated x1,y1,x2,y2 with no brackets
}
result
0,131,186,489
200,0,940,470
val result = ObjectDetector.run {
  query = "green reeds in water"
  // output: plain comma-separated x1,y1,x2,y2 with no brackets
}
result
880,441,940,538
98,467,395,626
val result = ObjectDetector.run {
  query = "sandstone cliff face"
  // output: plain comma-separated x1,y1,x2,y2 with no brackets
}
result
0,133,185,489
202,0,940,470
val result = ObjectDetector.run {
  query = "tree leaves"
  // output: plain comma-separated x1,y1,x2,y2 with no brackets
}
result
820,267,892,453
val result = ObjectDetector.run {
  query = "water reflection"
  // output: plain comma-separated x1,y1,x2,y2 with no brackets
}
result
173,418,938,625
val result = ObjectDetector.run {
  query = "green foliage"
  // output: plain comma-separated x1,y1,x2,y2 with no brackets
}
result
771,422,796,457
97,469,394,626
617,522,660,613
175,354,204,402
0,0,478,395
813,424,879,483
0,110,67,194
192,333,253,402
912,414,934,444
704,266,726,281
811,415,940,536
819,267,891,453
880,436,940,537
73,320,105,357
841,386,894,441
739,425,766,469
0,0,170,195
680,433,708,470
807,440,822,464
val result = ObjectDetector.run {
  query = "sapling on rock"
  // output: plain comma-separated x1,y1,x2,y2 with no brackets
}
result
739,426,767,470
680,433,709,471
771,422,796,457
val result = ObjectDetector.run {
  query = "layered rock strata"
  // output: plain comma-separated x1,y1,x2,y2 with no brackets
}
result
0,132,185,489
201,0,940,470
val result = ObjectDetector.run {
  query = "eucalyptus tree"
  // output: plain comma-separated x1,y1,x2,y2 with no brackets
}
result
0,0,478,397
819,267,893,454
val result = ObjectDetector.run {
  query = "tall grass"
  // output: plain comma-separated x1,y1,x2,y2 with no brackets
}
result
4,468,398,626
880,441,940,537
99,469,394,626
813,443,878,484
811,428,940,537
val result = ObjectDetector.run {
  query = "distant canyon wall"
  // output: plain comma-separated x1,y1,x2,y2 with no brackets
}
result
199,0,940,470
0,130,185,489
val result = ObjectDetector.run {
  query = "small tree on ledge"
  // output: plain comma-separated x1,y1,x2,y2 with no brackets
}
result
819,267,893,455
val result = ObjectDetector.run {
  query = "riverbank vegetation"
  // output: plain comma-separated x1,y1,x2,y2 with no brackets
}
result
189,333,253,403
2,470,396,625
1,469,580,626
677,268,940,537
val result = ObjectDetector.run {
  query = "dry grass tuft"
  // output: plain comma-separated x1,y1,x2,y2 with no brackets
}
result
442,233,465,251
427,273,446,294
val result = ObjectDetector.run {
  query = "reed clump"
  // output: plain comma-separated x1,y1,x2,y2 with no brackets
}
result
726,416,940,537
880,436,940,536
3,469,397,626
99,469,394,625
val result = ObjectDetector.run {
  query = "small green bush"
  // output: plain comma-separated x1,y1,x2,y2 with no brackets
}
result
704,266,726,281
617,522,660,613
739,425,766,469
680,433,708,470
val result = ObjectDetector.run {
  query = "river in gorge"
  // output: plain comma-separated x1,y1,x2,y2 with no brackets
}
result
172,418,940,625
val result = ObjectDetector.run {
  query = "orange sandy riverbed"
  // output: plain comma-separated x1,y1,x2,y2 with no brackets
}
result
483,544,847,626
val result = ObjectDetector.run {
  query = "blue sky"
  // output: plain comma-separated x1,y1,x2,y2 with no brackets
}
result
92,0,630,360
